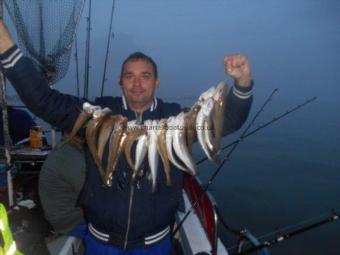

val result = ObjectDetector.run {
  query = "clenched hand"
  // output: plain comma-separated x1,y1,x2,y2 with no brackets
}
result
224,54,252,87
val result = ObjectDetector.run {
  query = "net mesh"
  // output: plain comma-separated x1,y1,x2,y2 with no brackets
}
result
4,0,85,85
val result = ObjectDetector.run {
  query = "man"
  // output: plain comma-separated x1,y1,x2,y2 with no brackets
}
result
0,19,253,254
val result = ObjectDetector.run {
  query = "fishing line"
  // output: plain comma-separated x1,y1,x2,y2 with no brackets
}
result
194,96,319,254
196,96,317,165
215,206,242,236
100,0,116,97
173,95,316,236
172,89,279,236
190,96,316,242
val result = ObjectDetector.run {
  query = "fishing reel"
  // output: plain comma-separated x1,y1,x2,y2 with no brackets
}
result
235,228,271,255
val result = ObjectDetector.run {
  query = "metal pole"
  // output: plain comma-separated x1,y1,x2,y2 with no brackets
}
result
100,0,116,97
74,34,80,97
83,0,92,99
47,79,57,148
0,74,14,207
0,0,14,207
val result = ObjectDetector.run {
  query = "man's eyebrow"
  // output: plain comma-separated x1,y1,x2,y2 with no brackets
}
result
123,71,133,75
123,71,152,74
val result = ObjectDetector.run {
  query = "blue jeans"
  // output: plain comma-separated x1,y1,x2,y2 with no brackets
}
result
84,233,172,255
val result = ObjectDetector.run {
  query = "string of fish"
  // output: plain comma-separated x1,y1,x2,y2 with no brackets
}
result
68,81,229,191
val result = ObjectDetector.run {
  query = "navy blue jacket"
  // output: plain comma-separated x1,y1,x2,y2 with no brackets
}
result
1,45,253,248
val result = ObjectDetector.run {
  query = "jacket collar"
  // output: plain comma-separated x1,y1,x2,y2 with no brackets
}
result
122,95,158,112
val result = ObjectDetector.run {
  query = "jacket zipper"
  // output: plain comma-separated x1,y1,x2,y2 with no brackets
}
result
124,111,142,248
123,181,135,249
135,111,143,125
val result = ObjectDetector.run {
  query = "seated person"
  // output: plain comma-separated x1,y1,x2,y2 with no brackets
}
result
39,133,86,236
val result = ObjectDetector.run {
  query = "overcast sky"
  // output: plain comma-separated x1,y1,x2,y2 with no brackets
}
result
5,0,340,109
63,0,340,108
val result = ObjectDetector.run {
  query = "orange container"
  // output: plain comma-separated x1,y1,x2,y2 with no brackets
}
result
29,126,43,148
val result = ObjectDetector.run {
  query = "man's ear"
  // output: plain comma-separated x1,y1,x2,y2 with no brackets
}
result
118,77,122,86
156,78,160,88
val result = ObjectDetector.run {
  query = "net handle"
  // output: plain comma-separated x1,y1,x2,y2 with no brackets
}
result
0,0,3,18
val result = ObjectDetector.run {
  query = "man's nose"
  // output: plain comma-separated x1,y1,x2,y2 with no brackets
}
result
133,77,142,87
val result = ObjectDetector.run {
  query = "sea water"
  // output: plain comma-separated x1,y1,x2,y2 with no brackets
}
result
197,99,340,254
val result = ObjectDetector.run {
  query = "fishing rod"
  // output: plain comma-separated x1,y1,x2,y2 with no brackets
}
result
174,95,317,236
83,0,92,99
215,206,272,255
196,96,317,165
74,34,80,97
174,95,317,249
100,0,116,97
38,0,45,59
233,208,340,255
172,89,279,236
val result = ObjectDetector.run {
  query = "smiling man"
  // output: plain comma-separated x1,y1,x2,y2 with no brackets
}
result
0,19,253,255
120,52,160,113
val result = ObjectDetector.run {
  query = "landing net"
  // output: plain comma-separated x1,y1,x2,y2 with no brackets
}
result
4,0,85,85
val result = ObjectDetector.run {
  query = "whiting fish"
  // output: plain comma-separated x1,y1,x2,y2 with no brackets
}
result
185,103,201,154
97,115,117,161
212,81,229,155
134,132,148,173
145,120,159,191
124,122,147,171
156,119,171,186
196,98,218,163
198,86,215,102
105,115,128,187
166,117,187,172
173,113,197,175
86,108,112,182
66,102,101,144
203,113,215,152
203,116,220,164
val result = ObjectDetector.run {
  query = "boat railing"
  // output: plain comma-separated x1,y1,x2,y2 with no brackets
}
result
183,174,219,255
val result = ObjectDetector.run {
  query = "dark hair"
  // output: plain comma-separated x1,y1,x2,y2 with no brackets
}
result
119,52,158,84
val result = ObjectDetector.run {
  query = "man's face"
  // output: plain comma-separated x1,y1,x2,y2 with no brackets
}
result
120,59,159,110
